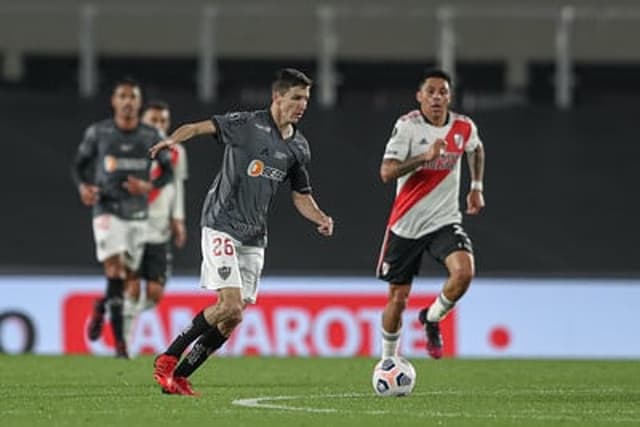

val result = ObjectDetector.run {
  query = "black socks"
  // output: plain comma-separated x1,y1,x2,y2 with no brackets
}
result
174,326,228,378
165,311,211,358
106,278,124,343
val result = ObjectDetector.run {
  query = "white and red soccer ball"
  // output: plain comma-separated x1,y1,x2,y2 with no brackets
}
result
372,356,417,397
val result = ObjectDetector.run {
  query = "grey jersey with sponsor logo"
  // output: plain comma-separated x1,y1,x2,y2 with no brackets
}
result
73,119,173,220
203,110,312,247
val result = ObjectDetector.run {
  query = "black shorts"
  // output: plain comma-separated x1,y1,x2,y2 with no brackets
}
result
138,242,172,285
377,223,473,284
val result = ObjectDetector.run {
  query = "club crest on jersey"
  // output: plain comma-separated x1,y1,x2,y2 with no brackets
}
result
454,133,464,149
254,123,272,133
218,266,232,280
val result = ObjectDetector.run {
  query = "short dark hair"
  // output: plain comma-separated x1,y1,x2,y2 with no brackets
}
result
112,76,141,95
419,69,453,88
143,100,170,113
272,68,312,94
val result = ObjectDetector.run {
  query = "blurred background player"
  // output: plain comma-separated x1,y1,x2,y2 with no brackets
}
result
72,78,174,358
376,69,485,360
149,68,334,395
122,100,189,350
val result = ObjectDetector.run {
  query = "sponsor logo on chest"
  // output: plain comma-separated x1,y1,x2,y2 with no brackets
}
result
247,159,286,182
104,155,147,173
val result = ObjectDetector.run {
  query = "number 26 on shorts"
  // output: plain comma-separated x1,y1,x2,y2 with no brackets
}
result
211,237,235,257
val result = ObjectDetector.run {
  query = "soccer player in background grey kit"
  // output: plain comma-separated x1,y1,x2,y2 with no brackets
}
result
149,68,334,395
72,78,174,358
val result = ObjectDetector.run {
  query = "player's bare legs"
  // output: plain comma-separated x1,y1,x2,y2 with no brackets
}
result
419,250,475,359
380,283,411,358
442,251,475,302
204,287,243,331
147,282,164,305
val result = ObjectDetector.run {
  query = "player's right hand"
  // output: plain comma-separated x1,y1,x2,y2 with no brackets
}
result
317,216,334,237
123,176,152,195
149,138,175,159
171,219,187,248
423,139,447,162
78,183,99,206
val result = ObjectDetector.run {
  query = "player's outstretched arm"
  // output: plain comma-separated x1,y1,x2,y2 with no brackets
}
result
465,142,485,215
291,191,334,237
149,120,216,158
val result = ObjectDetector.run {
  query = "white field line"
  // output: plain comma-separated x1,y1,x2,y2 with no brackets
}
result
231,391,640,423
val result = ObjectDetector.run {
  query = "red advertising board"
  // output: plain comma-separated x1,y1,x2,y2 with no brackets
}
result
63,292,456,357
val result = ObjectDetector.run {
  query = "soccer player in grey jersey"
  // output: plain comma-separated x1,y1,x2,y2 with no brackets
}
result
72,78,174,358
150,68,334,396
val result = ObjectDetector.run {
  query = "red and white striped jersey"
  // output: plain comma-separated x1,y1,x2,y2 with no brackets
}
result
146,144,188,243
382,110,482,239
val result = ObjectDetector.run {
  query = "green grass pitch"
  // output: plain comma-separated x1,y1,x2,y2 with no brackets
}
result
1,355,639,427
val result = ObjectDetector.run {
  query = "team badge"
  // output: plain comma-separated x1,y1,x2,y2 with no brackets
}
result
218,266,232,280
381,262,390,276
454,133,464,149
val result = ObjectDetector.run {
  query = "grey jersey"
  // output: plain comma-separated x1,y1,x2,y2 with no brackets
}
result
73,119,173,220
202,110,312,247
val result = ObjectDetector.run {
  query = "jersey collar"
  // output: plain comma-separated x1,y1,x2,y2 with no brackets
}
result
419,110,450,127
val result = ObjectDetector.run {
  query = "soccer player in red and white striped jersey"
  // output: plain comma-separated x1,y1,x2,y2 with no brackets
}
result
376,69,485,359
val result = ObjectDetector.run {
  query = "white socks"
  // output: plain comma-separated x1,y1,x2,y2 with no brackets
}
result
381,328,401,358
123,294,158,345
380,293,456,358
123,296,137,345
426,293,455,322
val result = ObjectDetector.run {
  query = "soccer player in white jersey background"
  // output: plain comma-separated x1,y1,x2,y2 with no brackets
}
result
122,101,189,350
376,69,486,360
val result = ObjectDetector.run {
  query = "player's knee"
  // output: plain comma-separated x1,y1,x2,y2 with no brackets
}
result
389,287,410,310
126,281,141,299
147,283,164,304
104,256,125,279
221,303,243,327
449,266,474,287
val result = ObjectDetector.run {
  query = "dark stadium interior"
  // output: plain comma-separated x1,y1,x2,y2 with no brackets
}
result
0,58,636,277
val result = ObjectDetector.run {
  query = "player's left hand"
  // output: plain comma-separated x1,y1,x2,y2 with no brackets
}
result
466,190,485,215
123,175,152,195
171,219,187,248
317,216,334,237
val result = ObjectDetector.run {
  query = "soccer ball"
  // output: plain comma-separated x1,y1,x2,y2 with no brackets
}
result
371,356,417,397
